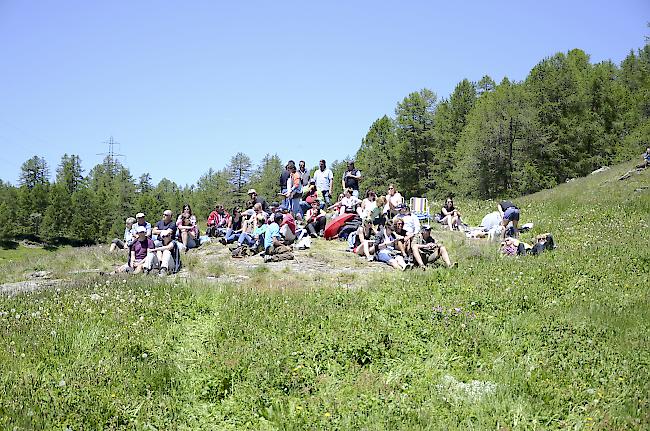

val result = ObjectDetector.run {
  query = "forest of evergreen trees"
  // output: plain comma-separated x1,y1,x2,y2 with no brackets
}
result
1,45,648,244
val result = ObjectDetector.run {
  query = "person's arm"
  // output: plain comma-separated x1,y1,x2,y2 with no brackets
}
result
328,172,333,194
130,249,136,268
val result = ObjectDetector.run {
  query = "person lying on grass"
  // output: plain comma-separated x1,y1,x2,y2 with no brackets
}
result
411,225,454,269
501,233,556,257
636,147,650,169
374,220,409,271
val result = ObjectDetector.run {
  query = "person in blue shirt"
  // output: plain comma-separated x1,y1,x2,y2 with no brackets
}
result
263,213,293,262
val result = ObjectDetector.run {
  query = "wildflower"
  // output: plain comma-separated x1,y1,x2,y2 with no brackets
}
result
58,379,66,387
50,330,57,336
142,353,148,359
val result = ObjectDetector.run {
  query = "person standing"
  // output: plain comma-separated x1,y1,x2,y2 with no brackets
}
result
498,200,520,239
341,161,362,198
279,161,295,209
298,160,310,187
313,159,333,205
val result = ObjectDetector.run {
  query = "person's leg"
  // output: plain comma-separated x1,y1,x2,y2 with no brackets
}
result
394,255,407,270
109,243,117,252
186,237,197,250
445,215,453,230
181,230,189,247
316,217,326,235
437,245,453,267
161,249,173,269
306,222,317,237
352,190,359,199
412,245,426,267
396,239,407,257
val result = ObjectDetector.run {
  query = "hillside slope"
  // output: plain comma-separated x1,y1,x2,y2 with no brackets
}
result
0,161,648,430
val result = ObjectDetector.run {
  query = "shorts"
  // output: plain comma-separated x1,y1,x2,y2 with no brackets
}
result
376,249,395,263
503,207,520,221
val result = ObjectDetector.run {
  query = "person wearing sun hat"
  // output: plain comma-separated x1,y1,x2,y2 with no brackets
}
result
132,212,152,238
117,225,157,274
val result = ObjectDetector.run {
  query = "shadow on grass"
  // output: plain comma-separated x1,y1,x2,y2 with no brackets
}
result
0,240,19,250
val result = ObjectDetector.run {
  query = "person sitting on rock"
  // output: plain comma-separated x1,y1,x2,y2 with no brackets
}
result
279,205,297,245
149,229,181,275
304,200,327,237
263,212,294,262
636,147,650,169
206,204,229,237
134,212,152,238
339,187,361,216
353,217,376,261
152,209,177,246
110,216,136,252
411,225,454,269
117,226,157,274
221,206,244,245
176,210,199,251
374,220,408,271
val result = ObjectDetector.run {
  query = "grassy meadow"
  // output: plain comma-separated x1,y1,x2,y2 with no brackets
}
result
0,162,648,430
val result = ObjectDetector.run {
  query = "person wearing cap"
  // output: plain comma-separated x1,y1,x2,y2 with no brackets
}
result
411,225,454,269
152,210,177,246
124,226,157,274
110,217,137,252
341,161,362,198
149,229,181,275
313,159,334,205
247,189,269,213
133,212,152,238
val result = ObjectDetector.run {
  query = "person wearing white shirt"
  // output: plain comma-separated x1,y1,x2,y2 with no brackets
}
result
312,159,334,205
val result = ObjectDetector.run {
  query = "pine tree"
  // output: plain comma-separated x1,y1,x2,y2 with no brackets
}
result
355,116,399,194
56,154,83,194
226,153,253,206
249,154,283,205
40,183,72,242
394,89,437,197
19,156,50,189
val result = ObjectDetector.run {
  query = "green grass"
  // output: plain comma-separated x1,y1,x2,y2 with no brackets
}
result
0,161,648,429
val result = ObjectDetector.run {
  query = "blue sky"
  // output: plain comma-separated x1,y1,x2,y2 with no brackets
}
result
0,0,647,186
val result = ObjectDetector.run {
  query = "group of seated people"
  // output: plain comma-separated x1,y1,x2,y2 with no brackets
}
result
108,157,538,273
111,204,202,275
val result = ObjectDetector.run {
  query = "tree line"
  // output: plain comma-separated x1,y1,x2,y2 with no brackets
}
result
0,44,648,244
